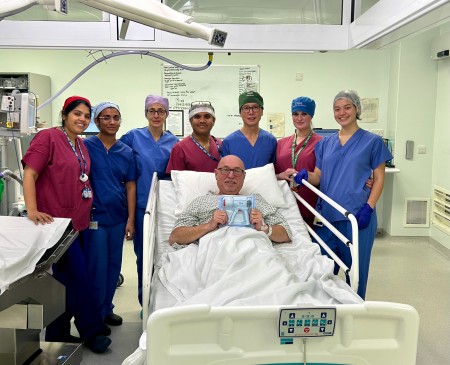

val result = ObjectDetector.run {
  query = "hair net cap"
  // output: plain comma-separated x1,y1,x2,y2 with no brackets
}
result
145,95,169,117
189,102,216,119
238,91,264,109
93,101,120,119
291,96,316,117
334,90,362,118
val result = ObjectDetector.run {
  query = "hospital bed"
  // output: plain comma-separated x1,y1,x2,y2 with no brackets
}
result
0,217,83,365
124,164,419,365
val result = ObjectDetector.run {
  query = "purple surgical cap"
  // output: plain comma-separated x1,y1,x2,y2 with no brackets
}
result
145,95,169,117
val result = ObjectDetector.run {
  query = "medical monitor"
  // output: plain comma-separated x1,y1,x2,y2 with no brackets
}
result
313,128,339,138
83,119,99,135
0,92,36,136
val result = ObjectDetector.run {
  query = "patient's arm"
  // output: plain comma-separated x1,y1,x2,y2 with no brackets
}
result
265,225,291,243
250,208,291,243
169,209,227,245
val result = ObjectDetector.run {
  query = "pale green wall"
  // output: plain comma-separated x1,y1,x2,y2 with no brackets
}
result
0,49,390,138
1,27,449,247
430,24,450,250
383,29,439,237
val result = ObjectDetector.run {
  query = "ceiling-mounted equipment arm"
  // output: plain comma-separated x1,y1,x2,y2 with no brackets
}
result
0,0,54,20
77,0,227,47
0,0,227,47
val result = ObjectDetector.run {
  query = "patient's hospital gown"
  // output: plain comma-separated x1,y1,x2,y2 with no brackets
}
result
173,192,292,244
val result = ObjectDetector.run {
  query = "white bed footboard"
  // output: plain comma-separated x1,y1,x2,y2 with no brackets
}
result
147,302,419,365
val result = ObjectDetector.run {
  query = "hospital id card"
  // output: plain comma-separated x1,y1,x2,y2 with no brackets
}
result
218,195,255,227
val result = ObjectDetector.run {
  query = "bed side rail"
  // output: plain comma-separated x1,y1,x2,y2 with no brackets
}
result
142,172,159,330
292,179,359,292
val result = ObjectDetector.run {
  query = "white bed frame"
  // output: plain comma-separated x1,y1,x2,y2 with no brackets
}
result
140,172,419,365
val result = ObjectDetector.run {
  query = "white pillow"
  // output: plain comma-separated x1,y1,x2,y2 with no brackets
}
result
171,163,287,216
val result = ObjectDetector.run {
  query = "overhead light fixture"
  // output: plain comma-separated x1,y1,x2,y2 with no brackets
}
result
0,0,227,47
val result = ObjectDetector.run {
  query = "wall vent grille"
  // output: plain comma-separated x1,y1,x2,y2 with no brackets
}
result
404,198,430,227
432,186,450,235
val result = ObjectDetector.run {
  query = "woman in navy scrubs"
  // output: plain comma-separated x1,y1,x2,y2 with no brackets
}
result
84,101,136,328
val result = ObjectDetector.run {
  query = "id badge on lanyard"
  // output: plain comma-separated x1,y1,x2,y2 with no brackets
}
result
89,211,98,230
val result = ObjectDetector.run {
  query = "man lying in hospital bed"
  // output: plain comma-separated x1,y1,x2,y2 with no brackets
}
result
155,155,361,309
123,156,379,365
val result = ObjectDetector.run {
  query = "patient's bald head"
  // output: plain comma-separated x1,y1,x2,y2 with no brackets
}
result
218,155,245,170
215,155,246,195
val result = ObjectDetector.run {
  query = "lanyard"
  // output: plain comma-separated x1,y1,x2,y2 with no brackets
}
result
291,129,313,168
61,127,88,181
190,134,221,161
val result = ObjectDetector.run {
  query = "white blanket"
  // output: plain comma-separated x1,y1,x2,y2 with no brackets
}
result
122,226,363,364
0,217,71,294
155,226,362,309
123,209,363,365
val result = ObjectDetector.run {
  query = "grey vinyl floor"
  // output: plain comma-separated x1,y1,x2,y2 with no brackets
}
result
78,235,450,365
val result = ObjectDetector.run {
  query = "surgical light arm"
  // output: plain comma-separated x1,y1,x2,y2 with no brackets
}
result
0,0,227,47
0,0,54,20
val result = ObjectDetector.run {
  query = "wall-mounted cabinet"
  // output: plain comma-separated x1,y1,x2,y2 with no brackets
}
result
0,72,52,127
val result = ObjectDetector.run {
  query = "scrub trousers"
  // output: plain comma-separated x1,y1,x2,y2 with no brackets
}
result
315,214,377,299
84,222,126,319
45,235,104,342
134,208,145,305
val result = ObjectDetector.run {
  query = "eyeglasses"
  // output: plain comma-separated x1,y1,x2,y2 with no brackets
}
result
241,105,262,113
147,109,167,116
98,115,121,122
217,167,245,177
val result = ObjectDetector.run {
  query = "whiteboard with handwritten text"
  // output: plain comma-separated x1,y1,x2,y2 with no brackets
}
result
162,64,259,138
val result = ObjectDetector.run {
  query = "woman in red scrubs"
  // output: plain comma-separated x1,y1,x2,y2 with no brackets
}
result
275,96,322,227
22,96,111,353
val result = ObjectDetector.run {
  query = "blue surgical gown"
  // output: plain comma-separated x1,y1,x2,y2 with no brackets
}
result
84,136,136,226
315,128,393,222
120,128,178,210
222,129,277,169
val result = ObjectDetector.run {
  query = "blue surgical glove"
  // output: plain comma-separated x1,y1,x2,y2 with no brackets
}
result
293,169,308,186
355,203,373,230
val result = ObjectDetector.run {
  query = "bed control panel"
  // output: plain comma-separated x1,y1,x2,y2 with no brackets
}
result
278,307,336,338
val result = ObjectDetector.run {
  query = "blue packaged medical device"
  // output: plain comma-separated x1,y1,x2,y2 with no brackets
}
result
218,195,255,227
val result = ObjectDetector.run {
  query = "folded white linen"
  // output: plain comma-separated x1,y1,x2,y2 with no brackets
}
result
0,216,71,294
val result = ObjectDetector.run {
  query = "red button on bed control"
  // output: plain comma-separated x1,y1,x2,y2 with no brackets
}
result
304,328,310,333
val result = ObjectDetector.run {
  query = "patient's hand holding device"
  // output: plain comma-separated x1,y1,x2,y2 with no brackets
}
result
218,195,255,227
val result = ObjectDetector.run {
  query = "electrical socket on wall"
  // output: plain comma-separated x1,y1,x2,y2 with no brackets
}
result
295,73,303,81
370,129,384,137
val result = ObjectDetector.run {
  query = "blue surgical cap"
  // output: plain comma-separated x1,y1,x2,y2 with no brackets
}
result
93,101,120,119
291,96,316,117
